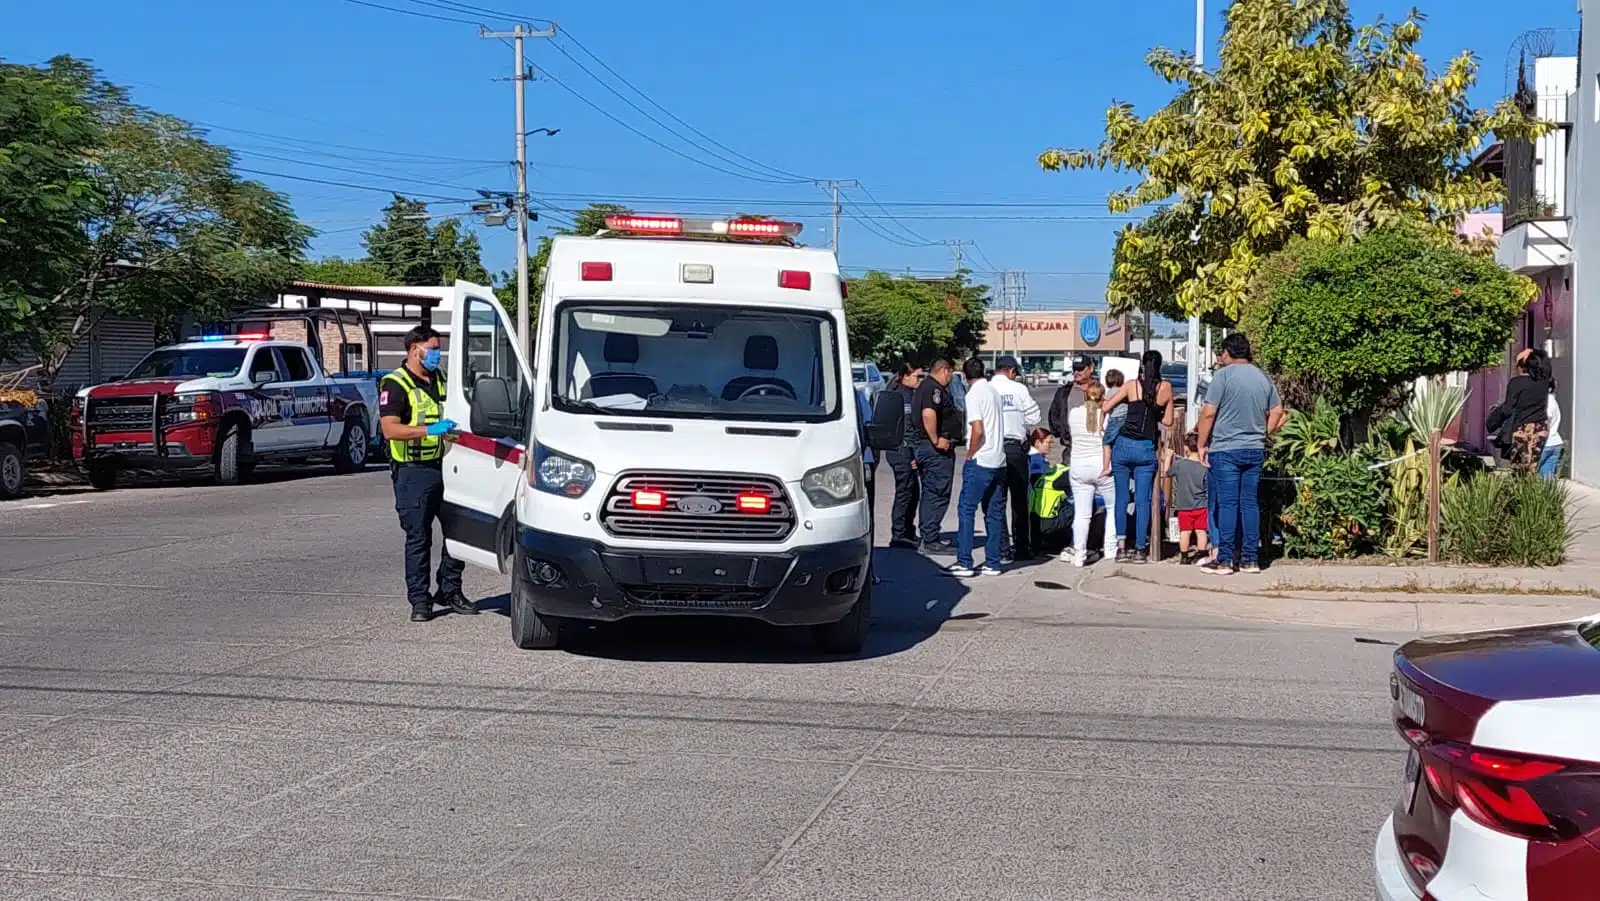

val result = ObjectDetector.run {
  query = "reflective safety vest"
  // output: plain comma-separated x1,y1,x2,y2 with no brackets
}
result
381,367,447,463
1030,463,1069,519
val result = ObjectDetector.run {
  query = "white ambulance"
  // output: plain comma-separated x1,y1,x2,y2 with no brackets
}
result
436,215,904,653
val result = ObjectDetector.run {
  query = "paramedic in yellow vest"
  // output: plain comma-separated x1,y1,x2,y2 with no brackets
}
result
379,326,477,623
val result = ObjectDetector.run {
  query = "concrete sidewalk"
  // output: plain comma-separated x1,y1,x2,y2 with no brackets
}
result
1061,482,1600,633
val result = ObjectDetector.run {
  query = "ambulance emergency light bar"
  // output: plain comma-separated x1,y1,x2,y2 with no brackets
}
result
602,215,803,241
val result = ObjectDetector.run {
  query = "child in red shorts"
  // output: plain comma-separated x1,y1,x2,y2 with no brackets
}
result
1165,432,1210,565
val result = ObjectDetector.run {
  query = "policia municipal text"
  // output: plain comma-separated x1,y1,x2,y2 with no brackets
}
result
379,326,478,622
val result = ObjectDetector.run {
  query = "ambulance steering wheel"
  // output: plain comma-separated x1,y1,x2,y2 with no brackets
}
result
737,383,795,401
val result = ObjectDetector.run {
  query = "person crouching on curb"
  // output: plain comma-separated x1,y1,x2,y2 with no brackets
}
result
1026,427,1071,556
1164,432,1210,565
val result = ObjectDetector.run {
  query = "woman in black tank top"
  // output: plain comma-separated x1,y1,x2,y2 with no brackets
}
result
1100,351,1174,561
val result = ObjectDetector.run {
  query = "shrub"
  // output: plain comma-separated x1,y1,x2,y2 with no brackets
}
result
1278,453,1385,559
1270,400,1342,468
1441,474,1571,567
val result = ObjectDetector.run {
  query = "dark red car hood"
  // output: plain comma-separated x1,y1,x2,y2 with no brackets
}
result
86,379,187,397
1398,618,1600,703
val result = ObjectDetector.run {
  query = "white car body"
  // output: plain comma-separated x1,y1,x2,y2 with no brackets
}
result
852,361,885,404
437,218,887,651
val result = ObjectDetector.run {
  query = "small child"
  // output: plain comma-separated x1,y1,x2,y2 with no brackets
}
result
1027,428,1071,555
1164,432,1210,565
1102,369,1126,447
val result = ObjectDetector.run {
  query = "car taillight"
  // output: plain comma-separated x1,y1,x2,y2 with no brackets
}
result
1413,738,1600,841
779,270,811,290
70,397,84,427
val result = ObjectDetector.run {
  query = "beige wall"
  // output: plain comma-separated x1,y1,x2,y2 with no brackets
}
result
981,311,1129,355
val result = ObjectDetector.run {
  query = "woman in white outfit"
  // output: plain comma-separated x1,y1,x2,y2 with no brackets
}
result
1062,380,1118,566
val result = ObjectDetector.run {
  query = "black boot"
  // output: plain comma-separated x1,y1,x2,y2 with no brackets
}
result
410,602,435,623
435,590,479,616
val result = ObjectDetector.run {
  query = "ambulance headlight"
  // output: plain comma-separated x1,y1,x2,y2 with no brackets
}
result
532,444,595,497
801,455,864,508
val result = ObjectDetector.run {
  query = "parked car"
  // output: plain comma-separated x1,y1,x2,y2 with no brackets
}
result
0,391,51,500
72,308,380,490
1046,368,1067,386
1374,617,1600,901
851,361,886,404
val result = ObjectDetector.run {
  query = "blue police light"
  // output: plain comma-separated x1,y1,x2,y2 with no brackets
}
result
199,334,229,342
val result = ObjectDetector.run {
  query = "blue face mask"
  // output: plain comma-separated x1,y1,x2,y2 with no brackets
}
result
421,348,441,372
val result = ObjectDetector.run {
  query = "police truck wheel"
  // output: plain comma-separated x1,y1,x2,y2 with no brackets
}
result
813,571,872,655
333,417,368,473
215,425,249,485
510,555,562,650
86,464,117,491
0,442,25,500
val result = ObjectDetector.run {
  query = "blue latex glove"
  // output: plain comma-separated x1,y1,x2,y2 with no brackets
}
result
426,419,456,437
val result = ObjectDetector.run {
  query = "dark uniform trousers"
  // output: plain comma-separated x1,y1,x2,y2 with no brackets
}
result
913,440,955,545
884,445,920,544
393,461,464,605
1002,438,1034,558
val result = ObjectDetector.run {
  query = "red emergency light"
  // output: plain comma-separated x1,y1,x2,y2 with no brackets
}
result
581,261,613,281
778,270,812,291
605,215,682,235
604,215,803,241
235,332,269,341
631,489,666,510
736,493,771,514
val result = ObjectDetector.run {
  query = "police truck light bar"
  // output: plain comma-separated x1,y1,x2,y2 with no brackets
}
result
604,215,803,240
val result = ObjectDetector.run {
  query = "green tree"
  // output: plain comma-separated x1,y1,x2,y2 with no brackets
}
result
1,57,309,389
844,272,990,366
431,217,491,285
1241,224,1533,419
299,256,398,287
0,57,103,366
362,196,440,286
1038,0,1546,322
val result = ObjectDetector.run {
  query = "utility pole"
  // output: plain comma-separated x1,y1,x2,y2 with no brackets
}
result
814,179,859,256
942,240,973,275
1185,0,1205,427
482,24,555,352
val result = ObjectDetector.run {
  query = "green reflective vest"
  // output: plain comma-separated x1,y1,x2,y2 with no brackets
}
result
382,367,447,463
1030,463,1069,519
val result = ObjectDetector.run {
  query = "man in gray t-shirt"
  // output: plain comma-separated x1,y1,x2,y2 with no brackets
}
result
1196,334,1285,574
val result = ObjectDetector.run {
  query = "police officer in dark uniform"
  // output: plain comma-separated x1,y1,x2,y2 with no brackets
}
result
885,364,923,549
912,359,959,554
378,326,477,623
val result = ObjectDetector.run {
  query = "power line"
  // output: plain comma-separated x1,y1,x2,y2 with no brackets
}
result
520,190,1117,209
234,149,504,195
968,242,1001,272
235,167,481,203
341,0,482,26
849,183,938,246
199,121,504,165
542,38,809,185
538,70,812,185
553,29,814,184
838,200,941,249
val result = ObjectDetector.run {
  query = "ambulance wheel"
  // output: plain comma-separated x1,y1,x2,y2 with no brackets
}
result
813,572,872,655
510,554,564,650
214,424,250,486
86,463,117,492
332,417,368,473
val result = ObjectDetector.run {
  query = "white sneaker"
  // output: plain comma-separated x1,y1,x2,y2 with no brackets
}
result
1075,552,1089,568
944,563,978,578
1058,549,1076,564
977,565,1002,576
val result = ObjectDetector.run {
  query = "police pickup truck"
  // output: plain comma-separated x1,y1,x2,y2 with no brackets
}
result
72,309,380,489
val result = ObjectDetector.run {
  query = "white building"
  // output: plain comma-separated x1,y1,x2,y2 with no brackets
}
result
1570,8,1600,485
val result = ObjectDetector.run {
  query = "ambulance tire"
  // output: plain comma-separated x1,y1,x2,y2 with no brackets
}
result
215,424,250,486
332,416,368,474
510,552,564,650
813,571,872,656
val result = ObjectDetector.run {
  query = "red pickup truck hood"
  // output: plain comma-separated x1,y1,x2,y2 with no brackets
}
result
85,379,191,398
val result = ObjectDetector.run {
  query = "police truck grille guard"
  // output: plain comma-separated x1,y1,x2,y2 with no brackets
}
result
598,471,796,542
83,394,169,456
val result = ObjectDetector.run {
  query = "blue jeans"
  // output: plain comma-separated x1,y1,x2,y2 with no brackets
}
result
957,459,1007,568
1110,435,1157,550
1210,448,1266,567
1538,444,1563,480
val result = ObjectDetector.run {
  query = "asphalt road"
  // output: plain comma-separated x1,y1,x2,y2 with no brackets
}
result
0,442,1406,901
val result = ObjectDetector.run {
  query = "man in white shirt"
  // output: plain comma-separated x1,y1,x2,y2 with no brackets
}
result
990,356,1043,560
950,358,1008,577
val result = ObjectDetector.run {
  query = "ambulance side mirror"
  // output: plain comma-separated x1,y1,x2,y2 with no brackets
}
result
470,376,520,440
866,392,904,452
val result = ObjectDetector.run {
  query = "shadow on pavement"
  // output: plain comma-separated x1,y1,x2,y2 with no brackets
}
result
495,545,975,664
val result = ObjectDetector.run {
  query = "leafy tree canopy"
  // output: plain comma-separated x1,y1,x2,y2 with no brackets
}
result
360,196,488,287
0,56,309,388
844,272,990,367
1038,0,1546,322
298,256,398,287
1241,224,1534,416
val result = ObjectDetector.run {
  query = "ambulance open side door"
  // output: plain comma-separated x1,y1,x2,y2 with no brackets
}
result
439,280,534,573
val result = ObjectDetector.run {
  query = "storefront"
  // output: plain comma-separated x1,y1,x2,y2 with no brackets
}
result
979,310,1129,372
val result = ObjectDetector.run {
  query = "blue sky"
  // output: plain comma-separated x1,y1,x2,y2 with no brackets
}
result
6,0,1581,308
